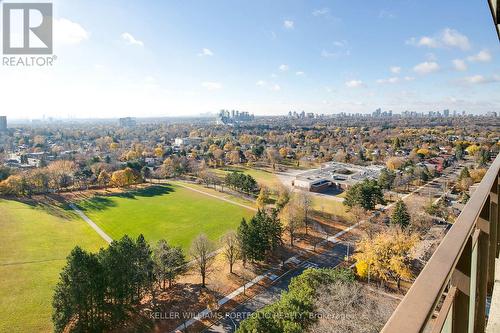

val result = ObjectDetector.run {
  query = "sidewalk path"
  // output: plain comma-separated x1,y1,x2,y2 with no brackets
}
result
69,203,113,243
171,222,360,333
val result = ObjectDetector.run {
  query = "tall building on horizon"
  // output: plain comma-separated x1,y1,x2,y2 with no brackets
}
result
0,116,7,132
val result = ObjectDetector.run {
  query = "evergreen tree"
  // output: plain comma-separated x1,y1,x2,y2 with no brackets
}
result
344,179,385,210
455,144,464,160
52,247,106,333
391,200,411,229
153,239,186,289
237,210,282,262
458,166,470,181
135,234,154,299
378,168,395,190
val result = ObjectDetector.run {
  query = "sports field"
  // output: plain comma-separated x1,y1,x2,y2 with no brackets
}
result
0,199,107,333
76,184,255,253
213,166,282,188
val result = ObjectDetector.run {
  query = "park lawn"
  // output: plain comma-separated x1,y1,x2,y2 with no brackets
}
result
311,196,351,219
168,180,257,208
0,199,107,333
214,166,282,188
76,184,255,254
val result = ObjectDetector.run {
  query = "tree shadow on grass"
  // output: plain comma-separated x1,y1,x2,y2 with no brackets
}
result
77,196,118,213
114,184,175,199
77,185,175,213
2,195,79,221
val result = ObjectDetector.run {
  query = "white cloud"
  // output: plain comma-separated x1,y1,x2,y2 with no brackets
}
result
198,48,214,57
312,8,329,16
390,66,401,74
279,64,289,71
377,77,400,84
256,80,267,87
441,28,470,50
406,28,470,50
201,81,222,91
283,20,294,29
462,75,500,84
467,49,492,62
295,71,305,76
345,80,364,88
404,76,415,81
54,18,89,45
121,32,144,47
452,59,467,71
413,61,440,74
271,84,281,91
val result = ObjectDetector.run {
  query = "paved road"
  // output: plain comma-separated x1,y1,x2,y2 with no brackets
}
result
200,164,466,333
201,243,348,333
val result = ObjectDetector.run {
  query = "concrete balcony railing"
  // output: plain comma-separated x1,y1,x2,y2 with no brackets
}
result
382,154,500,333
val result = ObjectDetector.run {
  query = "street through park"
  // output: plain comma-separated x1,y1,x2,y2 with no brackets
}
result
200,243,348,333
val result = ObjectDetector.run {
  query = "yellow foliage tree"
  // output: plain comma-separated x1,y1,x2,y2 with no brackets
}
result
354,228,419,289
416,148,430,157
466,144,480,156
279,147,288,158
355,260,368,278
256,186,271,209
386,157,404,171
110,167,141,187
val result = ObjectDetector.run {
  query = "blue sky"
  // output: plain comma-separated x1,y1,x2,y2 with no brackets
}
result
1,0,499,119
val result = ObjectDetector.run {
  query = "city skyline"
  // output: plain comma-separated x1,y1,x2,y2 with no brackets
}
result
0,0,499,119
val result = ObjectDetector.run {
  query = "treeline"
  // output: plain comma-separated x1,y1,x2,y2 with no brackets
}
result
53,235,186,333
53,208,287,333
224,171,258,193
238,210,282,262
0,160,143,196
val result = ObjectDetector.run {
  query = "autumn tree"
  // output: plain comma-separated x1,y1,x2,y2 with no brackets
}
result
275,185,291,210
110,167,141,187
256,186,271,208
354,228,418,289
279,201,305,246
295,191,312,234
97,170,110,187
190,234,215,287
220,231,240,274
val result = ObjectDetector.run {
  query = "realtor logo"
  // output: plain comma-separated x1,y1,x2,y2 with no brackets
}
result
2,2,53,54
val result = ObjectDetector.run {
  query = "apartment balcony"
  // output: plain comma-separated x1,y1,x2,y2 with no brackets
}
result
382,153,500,332
488,0,500,40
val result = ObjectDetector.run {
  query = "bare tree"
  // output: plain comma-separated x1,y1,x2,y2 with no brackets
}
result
220,231,240,274
296,191,313,234
279,201,305,246
311,280,396,333
190,234,215,287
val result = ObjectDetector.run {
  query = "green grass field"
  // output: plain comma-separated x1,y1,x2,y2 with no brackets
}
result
213,166,282,188
77,184,255,254
311,196,351,219
0,199,107,333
